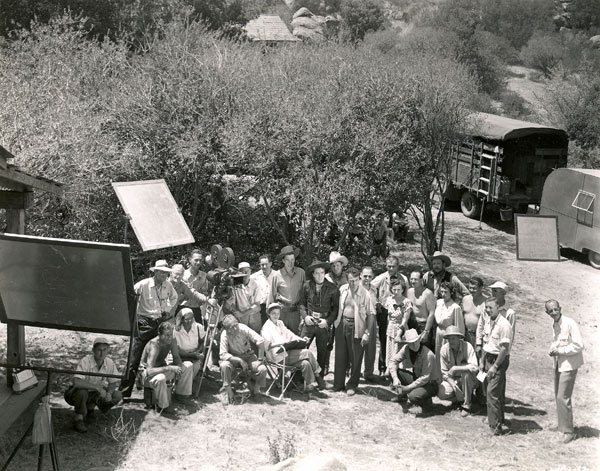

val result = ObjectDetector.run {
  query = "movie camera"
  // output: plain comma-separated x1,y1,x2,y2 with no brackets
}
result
206,245,246,301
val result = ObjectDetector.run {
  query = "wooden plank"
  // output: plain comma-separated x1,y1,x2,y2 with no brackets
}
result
6,210,26,388
0,167,63,197
0,381,46,440
0,191,34,209
0,145,14,170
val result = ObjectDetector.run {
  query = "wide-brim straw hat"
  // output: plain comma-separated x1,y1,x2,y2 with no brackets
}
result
329,251,348,267
443,325,464,339
429,251,451,267
306,260,330,278
150,259,172,272
277,245,300,260
400,328,420,344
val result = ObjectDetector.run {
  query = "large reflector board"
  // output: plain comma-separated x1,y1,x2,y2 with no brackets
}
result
515,215,560,261
0,234,135,335
112,179,194,251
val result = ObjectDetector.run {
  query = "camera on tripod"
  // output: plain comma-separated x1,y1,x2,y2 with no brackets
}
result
206,245,246,301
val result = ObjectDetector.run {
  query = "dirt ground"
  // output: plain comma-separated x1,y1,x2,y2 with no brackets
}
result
1,207,599,471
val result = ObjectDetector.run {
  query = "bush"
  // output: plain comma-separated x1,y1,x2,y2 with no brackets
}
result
339,0,386,42
519,32,562,77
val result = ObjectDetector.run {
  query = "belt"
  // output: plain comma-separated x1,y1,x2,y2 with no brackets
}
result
342,316,355,322
280,301,298,309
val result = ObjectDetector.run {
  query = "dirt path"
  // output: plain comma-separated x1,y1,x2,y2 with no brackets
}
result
1,209,599,470
505,65,549,120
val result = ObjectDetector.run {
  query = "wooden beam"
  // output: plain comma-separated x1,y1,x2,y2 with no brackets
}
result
0,166,63,197
6,209,26,387
0,145,13,170
0,191,33,209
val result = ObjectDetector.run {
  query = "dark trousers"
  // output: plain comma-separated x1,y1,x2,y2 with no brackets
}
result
64,387,116,417
396,369,438,406
260,303,268,325
301,323,329,371
121,315,160,391
333,318,355,389
484,353,510,430
376,305,388,373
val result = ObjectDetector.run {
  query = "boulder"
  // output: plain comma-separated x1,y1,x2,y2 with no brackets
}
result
590,35,600,49
293,7,314,19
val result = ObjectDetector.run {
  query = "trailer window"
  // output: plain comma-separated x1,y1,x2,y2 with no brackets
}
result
572,190,595,213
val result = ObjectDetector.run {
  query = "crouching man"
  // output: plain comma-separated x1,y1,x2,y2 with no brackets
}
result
389,329,440,412
64,337,122,433
140,322,196,412
437,326,479,415
220,314,267,404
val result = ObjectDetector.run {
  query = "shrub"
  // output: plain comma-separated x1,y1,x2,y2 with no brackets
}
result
519,32,562,77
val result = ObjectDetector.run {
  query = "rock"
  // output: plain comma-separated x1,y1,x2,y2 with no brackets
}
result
260,453,347,471
293,7,314,19
590,35,600,49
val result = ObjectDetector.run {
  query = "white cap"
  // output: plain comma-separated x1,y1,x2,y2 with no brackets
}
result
238,262,251,270
489,281,507,291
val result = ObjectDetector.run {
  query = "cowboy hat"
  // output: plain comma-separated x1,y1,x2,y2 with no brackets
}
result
489,281,508,291
329,251,348,267
429,251,451,267
306,260,330,278
277,245,300,260
150,260,172,272
267,302,282,313
400,329,420,344
443,325,464,339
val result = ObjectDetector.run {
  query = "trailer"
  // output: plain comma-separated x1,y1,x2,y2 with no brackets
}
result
448,112,568,219
539,168,600,269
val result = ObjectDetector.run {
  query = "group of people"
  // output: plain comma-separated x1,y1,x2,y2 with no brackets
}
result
65,245,584,444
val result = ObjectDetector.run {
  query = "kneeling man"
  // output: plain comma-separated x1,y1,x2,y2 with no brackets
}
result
220,314,267,403
65,337,122,433
140,322,196,411
437,326,478,415
389,329,440,410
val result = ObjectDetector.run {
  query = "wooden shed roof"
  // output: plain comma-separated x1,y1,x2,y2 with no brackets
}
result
245,15,300,43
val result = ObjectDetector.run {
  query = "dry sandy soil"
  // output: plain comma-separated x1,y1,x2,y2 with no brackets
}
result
1,207,599,471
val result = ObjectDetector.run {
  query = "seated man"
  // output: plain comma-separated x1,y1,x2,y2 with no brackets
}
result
389,328,440,411
173,308,206,389
139,322,196,411
64,337,122,433
437,325,479,415
261,302,328,393
220,314,267,404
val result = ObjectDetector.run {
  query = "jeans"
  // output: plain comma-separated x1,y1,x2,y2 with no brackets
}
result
301,323,330,371
121,315,161,392
396,369,438,406
333,318,355,389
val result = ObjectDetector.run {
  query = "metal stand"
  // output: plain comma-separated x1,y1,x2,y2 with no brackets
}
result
478,198,486,230
37,372,59,471
194,292,223,398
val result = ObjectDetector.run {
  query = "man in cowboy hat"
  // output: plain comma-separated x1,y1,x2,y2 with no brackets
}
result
389,328,440,410
326,251,349,288
437,325,479,415
333,268,375,395
250,254,287,324
65,337,122,433
299,259,339,375
274,245,305,335
476,281,516,353
423,251,469,300
372,255,409,376
121,260,179,397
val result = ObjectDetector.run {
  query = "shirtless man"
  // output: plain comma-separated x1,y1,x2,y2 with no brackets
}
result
406,271,436,349
462,277,487,348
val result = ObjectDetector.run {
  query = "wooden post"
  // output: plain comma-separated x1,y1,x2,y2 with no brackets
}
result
6,208,26,387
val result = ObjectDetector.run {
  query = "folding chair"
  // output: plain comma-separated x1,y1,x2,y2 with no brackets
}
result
265,346,303,400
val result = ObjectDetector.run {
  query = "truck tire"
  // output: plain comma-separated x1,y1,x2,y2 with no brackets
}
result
460,192,480,219
588,250,600,269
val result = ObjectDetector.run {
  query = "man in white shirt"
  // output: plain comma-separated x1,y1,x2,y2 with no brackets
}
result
545,299,584,444
251,254,286,324
65,338,121,433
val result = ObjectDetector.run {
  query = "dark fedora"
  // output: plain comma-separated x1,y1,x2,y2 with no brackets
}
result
306,260,330,278
277,245,300,260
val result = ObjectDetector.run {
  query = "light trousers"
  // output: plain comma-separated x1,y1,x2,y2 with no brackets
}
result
145,370,176,409
220,353,267,389
554,367,578,434
438,370,477,407
286,348,320,386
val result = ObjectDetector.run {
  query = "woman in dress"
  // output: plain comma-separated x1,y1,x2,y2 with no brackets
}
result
434,281,465,374
384,278,413,375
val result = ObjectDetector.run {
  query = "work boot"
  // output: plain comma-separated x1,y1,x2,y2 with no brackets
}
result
315,375,330,390
74,418,87,433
